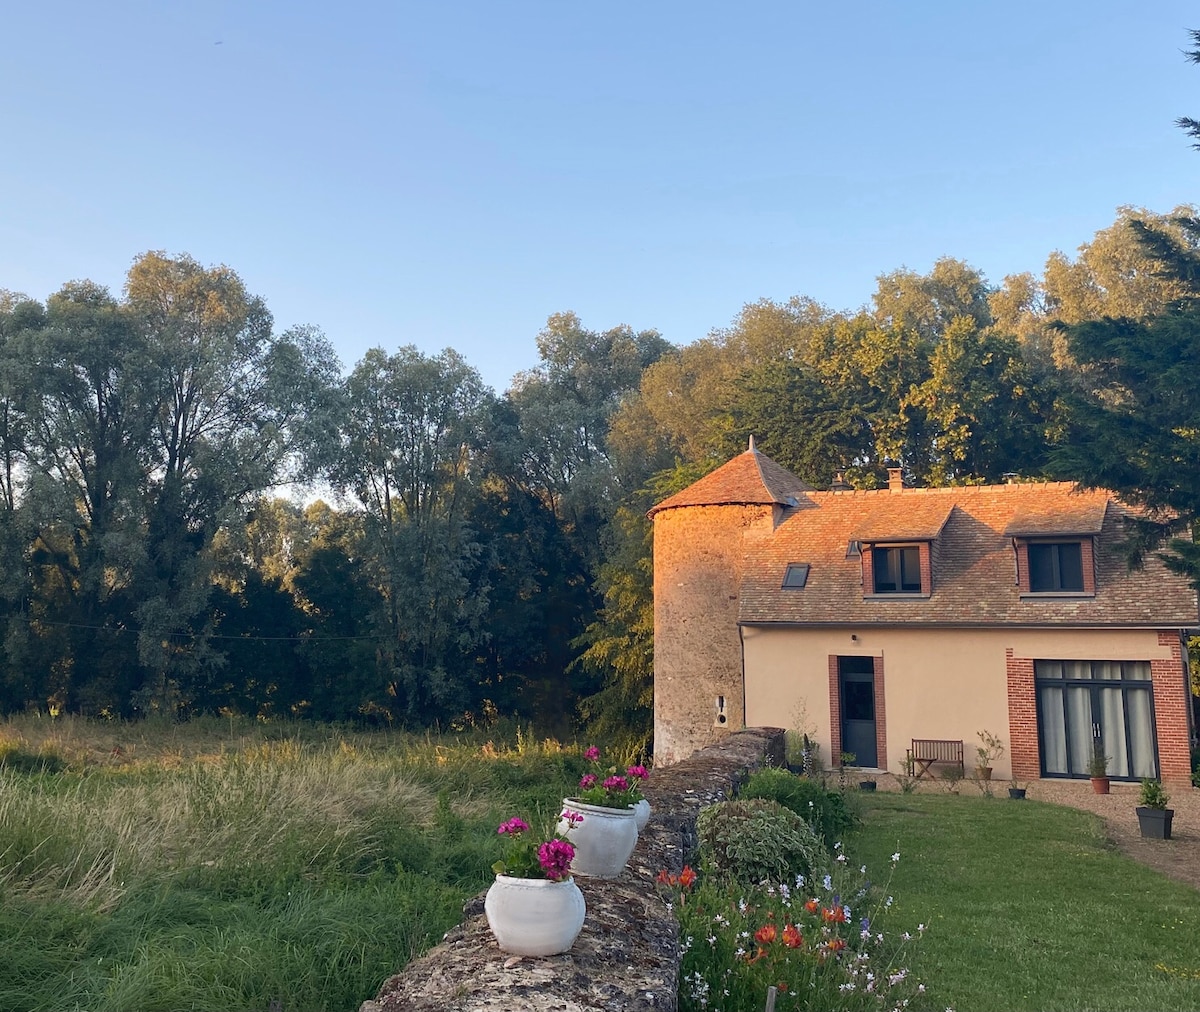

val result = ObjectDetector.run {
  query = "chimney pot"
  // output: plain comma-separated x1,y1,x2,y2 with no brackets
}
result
887,467,905,491
830,470,851,491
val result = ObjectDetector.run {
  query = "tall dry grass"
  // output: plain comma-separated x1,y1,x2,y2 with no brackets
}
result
0,716,590,1010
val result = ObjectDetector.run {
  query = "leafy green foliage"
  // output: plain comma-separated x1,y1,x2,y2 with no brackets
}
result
1049,309,1200,583
697,798,829,885
739,768,858,846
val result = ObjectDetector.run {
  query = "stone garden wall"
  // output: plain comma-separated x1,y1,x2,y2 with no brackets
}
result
359,727,785,1012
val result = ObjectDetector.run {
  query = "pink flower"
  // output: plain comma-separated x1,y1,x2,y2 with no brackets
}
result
560,809,584,827
537,838,576,881
626,765,649,781
497,817,529,836
584,746,601,761
603,775,629,792
580,773,597,790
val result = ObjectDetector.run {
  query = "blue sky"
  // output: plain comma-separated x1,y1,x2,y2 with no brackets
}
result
2,2,1197,392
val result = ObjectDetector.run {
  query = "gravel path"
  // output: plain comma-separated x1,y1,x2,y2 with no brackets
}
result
871,775,1200,892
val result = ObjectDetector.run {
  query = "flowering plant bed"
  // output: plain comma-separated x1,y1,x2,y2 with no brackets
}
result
659,851,927,1012
573,745,649,809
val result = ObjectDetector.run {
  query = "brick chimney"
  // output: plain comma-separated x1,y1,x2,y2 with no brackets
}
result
887,467,905,492
829,470,852,491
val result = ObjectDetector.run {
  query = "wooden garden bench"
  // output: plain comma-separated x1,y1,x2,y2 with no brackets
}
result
907,738,964,779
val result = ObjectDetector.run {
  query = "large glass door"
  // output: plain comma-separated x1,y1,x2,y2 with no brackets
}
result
1036,660,1157,780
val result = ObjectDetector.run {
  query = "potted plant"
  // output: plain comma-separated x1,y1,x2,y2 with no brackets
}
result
975,730,1005,781
1007,778,1027,800
485,815,586,956
1088,743,1111,794
558,746,648,878
1135,779,1174,839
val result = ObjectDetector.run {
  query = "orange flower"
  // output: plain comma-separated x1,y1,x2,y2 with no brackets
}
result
825,937,847,953
753,923,777,944
656,869,672,885
804,898,820,914
782,924,803,949
679,865,697,888
822,906,848,924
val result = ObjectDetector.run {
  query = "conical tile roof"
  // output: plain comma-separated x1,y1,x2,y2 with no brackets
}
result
648,446,815,517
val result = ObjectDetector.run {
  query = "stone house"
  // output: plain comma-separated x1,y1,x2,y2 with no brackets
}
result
650,443,1198,783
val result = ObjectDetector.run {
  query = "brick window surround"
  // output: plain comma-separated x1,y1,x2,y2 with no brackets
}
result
1015,537,1095,595
1007,634,1193,783
828,654,887,771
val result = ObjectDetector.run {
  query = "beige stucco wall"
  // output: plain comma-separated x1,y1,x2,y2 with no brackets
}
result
742,625,1177,781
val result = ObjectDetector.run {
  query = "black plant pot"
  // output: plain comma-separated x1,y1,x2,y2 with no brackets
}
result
1008,788,1027,800
858,781,877,792
1136,806,1174,839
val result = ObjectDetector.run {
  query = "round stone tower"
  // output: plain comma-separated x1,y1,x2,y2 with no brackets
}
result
649,440,814,765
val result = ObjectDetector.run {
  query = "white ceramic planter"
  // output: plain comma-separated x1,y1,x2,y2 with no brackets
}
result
558,799,639,878
484,875,586,956
633,798,651,832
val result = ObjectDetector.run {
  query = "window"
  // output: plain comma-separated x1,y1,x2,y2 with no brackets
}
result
1029,542,1084,592
872,546,921,594
1034,659,1156,780
782,563,810,588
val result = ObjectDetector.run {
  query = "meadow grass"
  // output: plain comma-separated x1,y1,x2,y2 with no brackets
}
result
848,791,1200,1012
0,715,586,1012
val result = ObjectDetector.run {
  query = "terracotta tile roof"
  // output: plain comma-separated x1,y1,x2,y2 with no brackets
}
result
735,480,1199,628
850,498,954,542
1004,502,1107,536
647,449,817,517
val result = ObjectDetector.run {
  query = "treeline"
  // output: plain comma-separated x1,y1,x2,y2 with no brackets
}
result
1,206,1197,737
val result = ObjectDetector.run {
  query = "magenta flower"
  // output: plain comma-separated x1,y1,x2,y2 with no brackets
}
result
603,775,629,793
626,765,649,781
580,773,598,790
560,809,585,827
537,838,576,881
584,746,601,761
497,817,530,836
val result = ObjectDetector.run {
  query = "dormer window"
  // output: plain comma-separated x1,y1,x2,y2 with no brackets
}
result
871,546,922,594
1028,542,1084,592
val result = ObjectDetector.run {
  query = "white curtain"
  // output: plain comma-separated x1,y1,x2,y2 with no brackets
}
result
1125,688,1156,778
1039,686,1068,774
1066,687,1094,775
1099,687,1129,778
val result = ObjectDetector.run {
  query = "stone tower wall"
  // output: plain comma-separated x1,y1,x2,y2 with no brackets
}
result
653,503,775,765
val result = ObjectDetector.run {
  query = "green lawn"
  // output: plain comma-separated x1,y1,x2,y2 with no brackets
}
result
849,792,1200,1012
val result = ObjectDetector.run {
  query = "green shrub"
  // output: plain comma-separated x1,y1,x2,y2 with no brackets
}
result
697,798,829,885
739,767,858,846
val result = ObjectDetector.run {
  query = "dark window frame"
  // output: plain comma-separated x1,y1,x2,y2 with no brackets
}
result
782,563,810,588
1028,540,1085,593
1033,658,1158,781
871,544,922,594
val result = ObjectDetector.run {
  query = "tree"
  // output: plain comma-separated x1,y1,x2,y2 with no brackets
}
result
719,358,873,487
4,254,341,715
508,312,670,571
1175,28,1200,149
1049,310,1200,584
336,345,493,721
